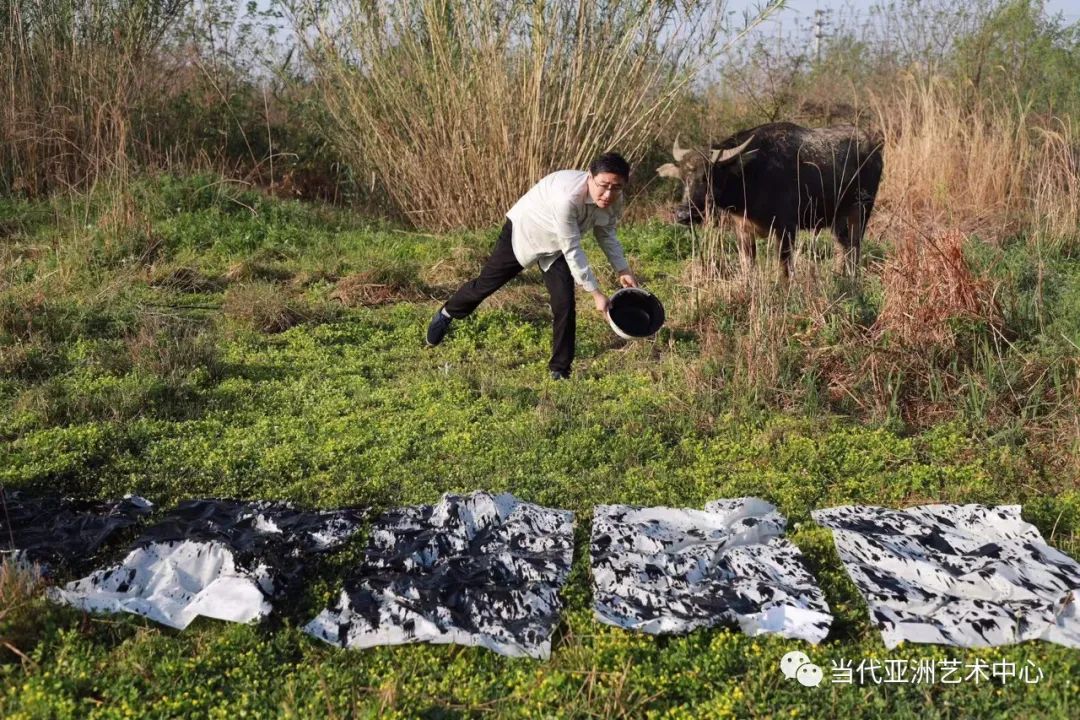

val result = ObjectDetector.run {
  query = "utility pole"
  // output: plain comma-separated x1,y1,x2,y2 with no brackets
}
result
813,8,824,65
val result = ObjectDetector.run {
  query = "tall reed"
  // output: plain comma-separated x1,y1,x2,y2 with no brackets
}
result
870,74,1080,243
300,0,755,231
0,1,191,197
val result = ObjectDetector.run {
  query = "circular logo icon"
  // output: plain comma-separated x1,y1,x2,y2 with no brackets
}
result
796,662,824,687
780,650,811,679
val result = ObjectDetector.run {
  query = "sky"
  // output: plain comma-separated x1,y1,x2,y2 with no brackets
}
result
728,0,1080,32
245,0,1079,74
711,0,1080,67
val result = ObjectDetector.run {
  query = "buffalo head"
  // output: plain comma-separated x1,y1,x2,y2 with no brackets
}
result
656,134,757,224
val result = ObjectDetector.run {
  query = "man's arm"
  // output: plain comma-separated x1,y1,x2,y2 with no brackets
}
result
553,199,610,313
594,214,638,289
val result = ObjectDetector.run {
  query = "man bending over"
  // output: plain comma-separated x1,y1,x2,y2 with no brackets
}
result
425,152,638,380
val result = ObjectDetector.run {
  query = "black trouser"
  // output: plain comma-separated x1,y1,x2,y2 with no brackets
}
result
444,220,576,375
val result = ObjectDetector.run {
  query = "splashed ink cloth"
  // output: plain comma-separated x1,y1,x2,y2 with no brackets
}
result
0,490,152,573
591,497,832,643
306,492,574,659
51,499,364,629
813,504,1080,648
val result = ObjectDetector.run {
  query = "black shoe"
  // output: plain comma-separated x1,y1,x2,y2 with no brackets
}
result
550,370,570,381
426,308,453,346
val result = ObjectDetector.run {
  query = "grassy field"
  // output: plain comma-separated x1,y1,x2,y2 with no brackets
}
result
0,176,1078,718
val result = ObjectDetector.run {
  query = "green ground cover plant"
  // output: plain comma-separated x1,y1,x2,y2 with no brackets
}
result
2,1,1079,715
1,176,1078,718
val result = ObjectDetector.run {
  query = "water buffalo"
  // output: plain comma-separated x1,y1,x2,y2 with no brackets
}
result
657,122,884,278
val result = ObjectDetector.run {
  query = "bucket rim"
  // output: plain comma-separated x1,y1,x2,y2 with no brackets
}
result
606,287,665,338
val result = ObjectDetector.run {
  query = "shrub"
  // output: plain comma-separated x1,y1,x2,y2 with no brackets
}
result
874,229,1003,351
302,0,748,230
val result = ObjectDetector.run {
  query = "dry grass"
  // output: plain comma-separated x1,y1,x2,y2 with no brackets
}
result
670,252,832,413
0,556,45,664
0,1,190,197
330,272,426,308
300,0,763,231
224,259,295,285
671,218,1022,425
419,244,490,292
147,266,225,294
874,229,1003,350
0,339,62,381
222,282,336,334
125,313,221,382
1029,118,1080,243
870,75,1080,242
0,2,332,204
0,286,49,343
223,283,306,334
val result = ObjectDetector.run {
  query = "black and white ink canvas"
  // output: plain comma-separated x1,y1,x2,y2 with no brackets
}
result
591,497,832,643
305,491,574,659
813,504,1080,649
0,490,152,573
51,499,364,629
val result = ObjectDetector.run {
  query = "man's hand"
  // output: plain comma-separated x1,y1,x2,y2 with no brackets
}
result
592,289,610,314
618,270,639,288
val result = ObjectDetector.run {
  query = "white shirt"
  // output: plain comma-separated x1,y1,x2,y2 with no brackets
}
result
505,170,630,293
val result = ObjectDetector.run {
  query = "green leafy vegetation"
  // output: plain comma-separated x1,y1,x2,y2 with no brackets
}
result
1,177,1077,717
2,0,1079,715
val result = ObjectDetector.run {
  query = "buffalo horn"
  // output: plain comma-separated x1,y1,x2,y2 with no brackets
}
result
710,135,755,165
672,134,691,162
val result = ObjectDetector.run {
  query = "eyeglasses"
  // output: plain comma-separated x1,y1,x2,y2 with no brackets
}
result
592,179,624,196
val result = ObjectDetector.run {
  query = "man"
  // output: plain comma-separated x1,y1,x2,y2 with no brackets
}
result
425,152,639,380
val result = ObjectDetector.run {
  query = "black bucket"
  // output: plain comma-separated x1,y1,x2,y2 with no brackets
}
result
606,288,665,339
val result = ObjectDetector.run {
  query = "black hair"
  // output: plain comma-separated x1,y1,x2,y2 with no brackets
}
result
589,152,630,180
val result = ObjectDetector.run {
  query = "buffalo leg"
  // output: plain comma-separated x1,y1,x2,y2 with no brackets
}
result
849,200,872,275
735,218,757,274
832,217,852,276
778,227,795,283
832,205,865,277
